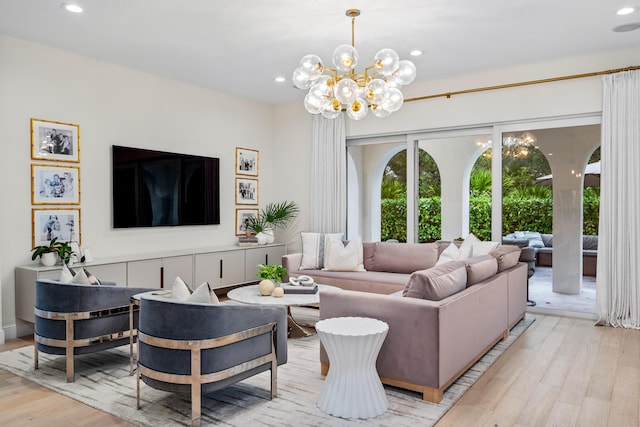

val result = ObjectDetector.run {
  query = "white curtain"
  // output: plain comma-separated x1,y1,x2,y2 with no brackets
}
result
310,113,346,233
596,70,640,328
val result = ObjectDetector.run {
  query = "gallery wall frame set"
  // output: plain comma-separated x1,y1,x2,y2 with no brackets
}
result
30,117,82,248
31,118,80,163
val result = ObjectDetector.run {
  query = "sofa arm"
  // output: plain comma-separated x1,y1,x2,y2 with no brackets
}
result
282,253,302,279
319,288,440,388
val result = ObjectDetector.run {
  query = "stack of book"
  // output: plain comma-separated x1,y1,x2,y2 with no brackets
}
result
238,235,259,246
282,284,319,294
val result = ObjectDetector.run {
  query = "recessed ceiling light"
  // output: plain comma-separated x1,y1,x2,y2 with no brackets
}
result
62,3,83,13
274,76,286,83
409,49,423,57
617,7,635,15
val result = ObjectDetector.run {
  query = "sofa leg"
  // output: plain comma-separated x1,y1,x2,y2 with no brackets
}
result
320,361,329,376
422,387,443,403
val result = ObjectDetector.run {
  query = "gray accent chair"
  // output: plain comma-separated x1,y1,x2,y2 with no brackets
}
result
136,296,288,426
34,279,156,382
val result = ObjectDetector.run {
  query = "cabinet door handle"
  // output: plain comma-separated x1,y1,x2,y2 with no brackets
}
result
220,259,223,279
266,253,269,264
160,266,164,288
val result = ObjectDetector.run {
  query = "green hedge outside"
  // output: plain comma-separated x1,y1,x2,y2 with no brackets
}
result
381,196,599,242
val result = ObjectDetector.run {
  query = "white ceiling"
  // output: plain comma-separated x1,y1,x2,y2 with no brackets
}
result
0,0,638,106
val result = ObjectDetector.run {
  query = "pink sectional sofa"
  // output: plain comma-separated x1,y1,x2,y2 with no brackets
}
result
282,241,527,403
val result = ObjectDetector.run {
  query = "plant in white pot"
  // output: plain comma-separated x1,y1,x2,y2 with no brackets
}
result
246,201,299,245
31,238,74,267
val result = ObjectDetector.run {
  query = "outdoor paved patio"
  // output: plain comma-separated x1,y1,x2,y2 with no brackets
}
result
528,266,596,314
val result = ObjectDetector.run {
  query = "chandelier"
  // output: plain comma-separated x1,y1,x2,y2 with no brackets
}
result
292,9,417,120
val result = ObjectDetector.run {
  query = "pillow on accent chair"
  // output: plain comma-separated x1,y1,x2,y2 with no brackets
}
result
59,264,76,283
299,232,344,270
403,261,467,301
70,268,91,285
171,277,219,304
323,236,366,272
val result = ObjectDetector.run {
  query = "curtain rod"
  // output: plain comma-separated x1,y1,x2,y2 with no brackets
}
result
404,65,640,103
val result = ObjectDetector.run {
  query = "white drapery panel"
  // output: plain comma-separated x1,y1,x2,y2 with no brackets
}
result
596,70,640,328
310,114,346,233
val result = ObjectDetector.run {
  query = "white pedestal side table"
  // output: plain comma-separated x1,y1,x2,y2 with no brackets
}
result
316,316,389,419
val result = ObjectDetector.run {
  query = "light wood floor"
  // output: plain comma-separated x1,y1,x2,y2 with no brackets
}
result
1,314,638,426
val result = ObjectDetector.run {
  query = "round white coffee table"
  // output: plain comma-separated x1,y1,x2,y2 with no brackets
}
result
227,284,336,338
316,316,389,419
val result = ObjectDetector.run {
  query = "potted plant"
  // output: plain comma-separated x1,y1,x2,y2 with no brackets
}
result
31,238,74,267
246,201,299,244
256,263,288,283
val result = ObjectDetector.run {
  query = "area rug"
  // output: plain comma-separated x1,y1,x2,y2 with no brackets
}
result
0,317,534,426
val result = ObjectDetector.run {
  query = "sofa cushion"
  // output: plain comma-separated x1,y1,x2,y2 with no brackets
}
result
299,232,344,270
323,237,366,272
369,242,439,274
465,255,498,286
541,234,553,247
489,245,521,271
403,261,467,301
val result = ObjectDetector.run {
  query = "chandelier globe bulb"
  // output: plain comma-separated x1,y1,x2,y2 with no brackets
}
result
374,48,400,76
333,44,359,72
299,54,324,79
292,68,313,90
334,78,359,104
392,60,417,85
347,98,369,120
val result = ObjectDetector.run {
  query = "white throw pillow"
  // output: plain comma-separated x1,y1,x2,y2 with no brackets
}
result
187,282,219,304
472,240,500,256
436,234,479,266
59,264,75,284
323,236,366,272
70,268,91,285
171,276,192,301
299,232,344,270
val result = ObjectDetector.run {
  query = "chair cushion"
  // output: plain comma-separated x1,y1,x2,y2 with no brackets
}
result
403,261,467,301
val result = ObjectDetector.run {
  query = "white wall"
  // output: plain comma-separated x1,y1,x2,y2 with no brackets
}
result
2,34,638,339
0,35,276,338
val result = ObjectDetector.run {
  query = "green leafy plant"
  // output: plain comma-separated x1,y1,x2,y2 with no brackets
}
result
246,201,299,234
31,238,75,265
256,264,288,281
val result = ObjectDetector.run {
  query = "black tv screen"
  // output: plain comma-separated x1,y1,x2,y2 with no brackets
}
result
112,145,220,228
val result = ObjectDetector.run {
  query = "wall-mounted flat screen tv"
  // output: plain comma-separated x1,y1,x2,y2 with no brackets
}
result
112,145,220,228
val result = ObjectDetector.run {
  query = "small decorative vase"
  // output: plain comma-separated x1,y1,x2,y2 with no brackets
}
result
256,232,269,245
272,286,284,298
263,228,275,244
40,252,58,267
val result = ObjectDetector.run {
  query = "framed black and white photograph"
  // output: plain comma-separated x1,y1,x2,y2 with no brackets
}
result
31,164,80,205
235,208,258,235
235,147,259,176
235,177,258,205
32,208,81,247
31,118,80,162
